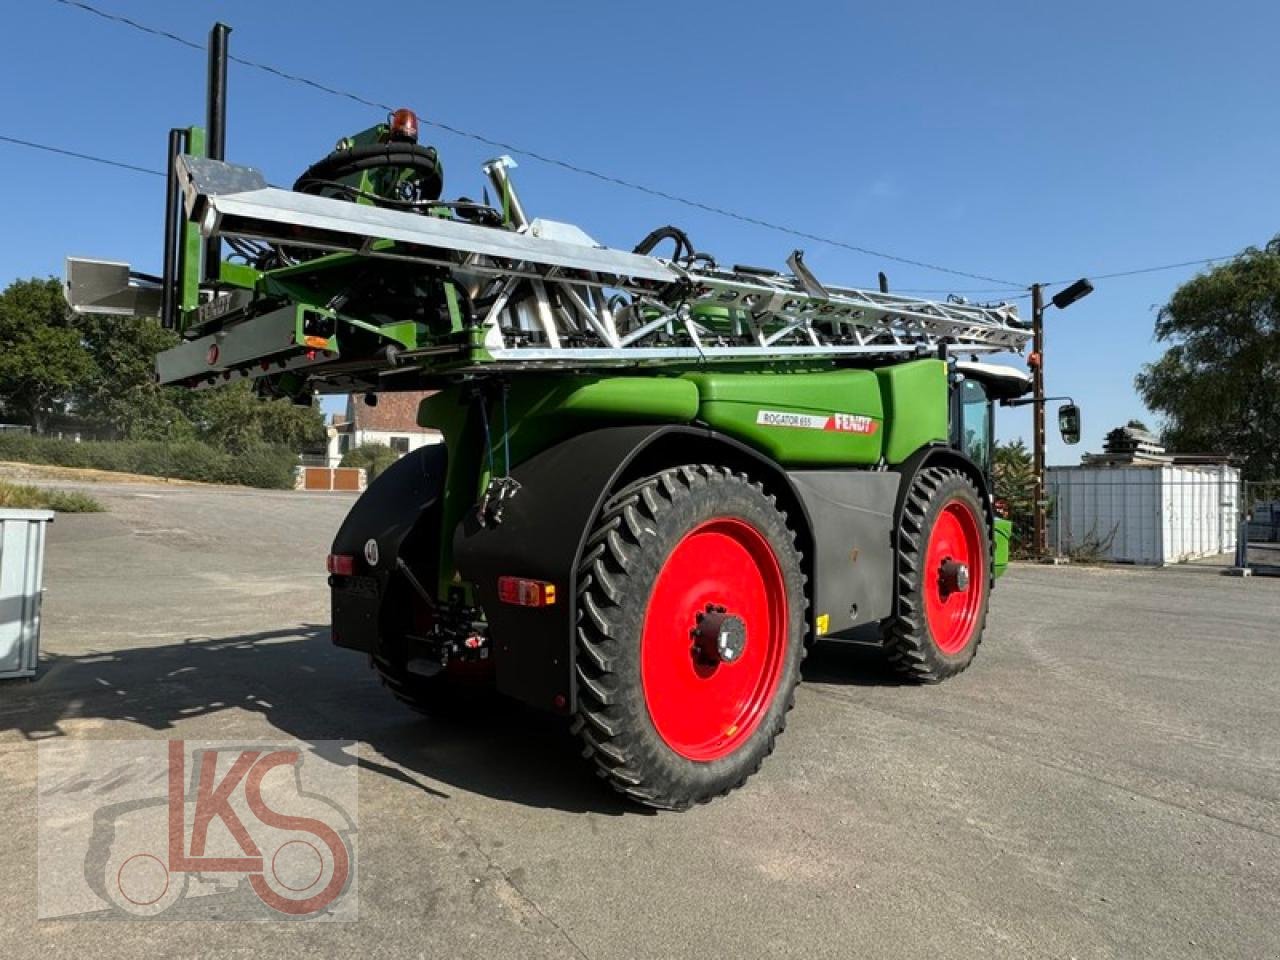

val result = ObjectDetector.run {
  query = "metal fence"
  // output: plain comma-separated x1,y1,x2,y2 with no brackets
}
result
1242,480,1280,573
1045,467,1241,565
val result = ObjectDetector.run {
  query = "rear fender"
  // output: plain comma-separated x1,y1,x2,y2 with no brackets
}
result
453,424,812,715
329,442,446,652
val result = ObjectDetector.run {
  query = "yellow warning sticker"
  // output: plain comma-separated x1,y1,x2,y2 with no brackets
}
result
816,613,830,636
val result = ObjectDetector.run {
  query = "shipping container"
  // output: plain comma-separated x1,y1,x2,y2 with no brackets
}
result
1046,464,1239,564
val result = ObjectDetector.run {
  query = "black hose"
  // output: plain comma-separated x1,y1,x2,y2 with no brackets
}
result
633,225,695,263
293,142,444,201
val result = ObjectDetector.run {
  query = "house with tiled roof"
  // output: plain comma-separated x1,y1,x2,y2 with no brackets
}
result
325,391,442,467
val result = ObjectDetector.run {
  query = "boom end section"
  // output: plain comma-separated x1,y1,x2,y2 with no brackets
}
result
64,257,162,318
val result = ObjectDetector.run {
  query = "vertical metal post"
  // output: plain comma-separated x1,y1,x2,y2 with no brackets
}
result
161,128,184,330
482,156,529,230
203,22,231,283
1055,477,1062,556
1031,282,1047,558
1235,477,1249,569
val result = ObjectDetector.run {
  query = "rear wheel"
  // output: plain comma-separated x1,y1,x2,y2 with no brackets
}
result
574,465,806,810
884,466,990,682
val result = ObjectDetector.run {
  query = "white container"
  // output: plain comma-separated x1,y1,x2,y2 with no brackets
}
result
1047,464,1239,564
0,509,54,680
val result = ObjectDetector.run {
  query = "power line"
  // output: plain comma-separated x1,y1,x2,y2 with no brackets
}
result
898,287,1033,296
1083,255,1236,282
0,133,163,177
46,0,1026,289
1036,254,1238,289
0,129,1247,302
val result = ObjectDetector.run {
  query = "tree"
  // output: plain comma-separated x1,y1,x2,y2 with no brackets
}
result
0,276,329,451
994,439,1035,553
0,278,94,432
1136,238,1280,480
341,442,400,481
192,381,327,454
73,311,199,442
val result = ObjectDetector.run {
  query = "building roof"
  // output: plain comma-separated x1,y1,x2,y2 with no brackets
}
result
346,391,438,434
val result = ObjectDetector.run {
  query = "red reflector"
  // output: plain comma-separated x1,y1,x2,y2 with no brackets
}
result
497,576,556,607
327,554,355,576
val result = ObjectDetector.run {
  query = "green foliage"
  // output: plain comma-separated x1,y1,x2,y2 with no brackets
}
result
0,277,329,489
341,442,400,480
223,443,301,489
192,382,327,454
1136,238,1280,480
0,434,297,489
994,438,1035,556
0,278,94,432
0,479,104,513
74,310,199,442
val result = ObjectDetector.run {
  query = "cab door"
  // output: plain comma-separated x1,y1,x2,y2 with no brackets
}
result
953,378,992,484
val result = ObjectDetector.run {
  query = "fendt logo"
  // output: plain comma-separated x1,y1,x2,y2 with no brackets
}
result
39,739,357,921
755,409,879,435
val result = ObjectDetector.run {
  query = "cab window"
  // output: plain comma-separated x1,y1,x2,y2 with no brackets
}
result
960,380,991,476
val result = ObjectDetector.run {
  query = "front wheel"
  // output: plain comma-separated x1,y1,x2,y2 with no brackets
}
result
574,465,807,810
884,466,991,682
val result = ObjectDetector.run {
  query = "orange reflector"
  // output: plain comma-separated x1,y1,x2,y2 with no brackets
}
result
327,554,355,576
303,335,330,349
497,576,556,607
389,108,419,142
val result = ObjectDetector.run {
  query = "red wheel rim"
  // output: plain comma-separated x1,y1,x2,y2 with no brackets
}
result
641,518,789,761
923,499,985,655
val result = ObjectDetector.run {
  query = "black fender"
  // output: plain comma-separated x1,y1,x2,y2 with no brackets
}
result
890,444,993,525
453,424,813,715
329,442,447,652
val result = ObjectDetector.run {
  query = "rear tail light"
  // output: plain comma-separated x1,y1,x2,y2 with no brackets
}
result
327,553,355,576
993,498,1010,519
497,576,556,607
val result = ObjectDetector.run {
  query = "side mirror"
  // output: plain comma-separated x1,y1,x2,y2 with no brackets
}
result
1058,403,1081,445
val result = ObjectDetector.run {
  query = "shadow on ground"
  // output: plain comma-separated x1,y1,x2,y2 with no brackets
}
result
801,628,909,687
1,624,902,814
0,625,636,815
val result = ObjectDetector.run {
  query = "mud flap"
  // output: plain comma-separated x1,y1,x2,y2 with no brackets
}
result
329,443,447,652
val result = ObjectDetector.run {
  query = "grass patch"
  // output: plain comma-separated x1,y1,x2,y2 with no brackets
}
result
0,480,104,513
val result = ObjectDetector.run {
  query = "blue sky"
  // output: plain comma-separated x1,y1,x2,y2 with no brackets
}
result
2,0,1277,462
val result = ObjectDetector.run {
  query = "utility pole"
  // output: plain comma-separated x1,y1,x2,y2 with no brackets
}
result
1024,277,1092,558
1031,282,1047,557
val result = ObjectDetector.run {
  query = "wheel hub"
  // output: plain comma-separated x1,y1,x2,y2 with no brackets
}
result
691,604,747,665
938,558,971,596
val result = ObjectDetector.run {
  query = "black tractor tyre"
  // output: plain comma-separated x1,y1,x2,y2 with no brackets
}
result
573,465,808,811
883,466,992,683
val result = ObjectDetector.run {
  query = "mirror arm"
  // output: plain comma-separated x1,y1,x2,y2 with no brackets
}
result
1002,395,1075,408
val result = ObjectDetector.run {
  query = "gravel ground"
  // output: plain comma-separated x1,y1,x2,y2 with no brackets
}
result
0,479,1277,959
